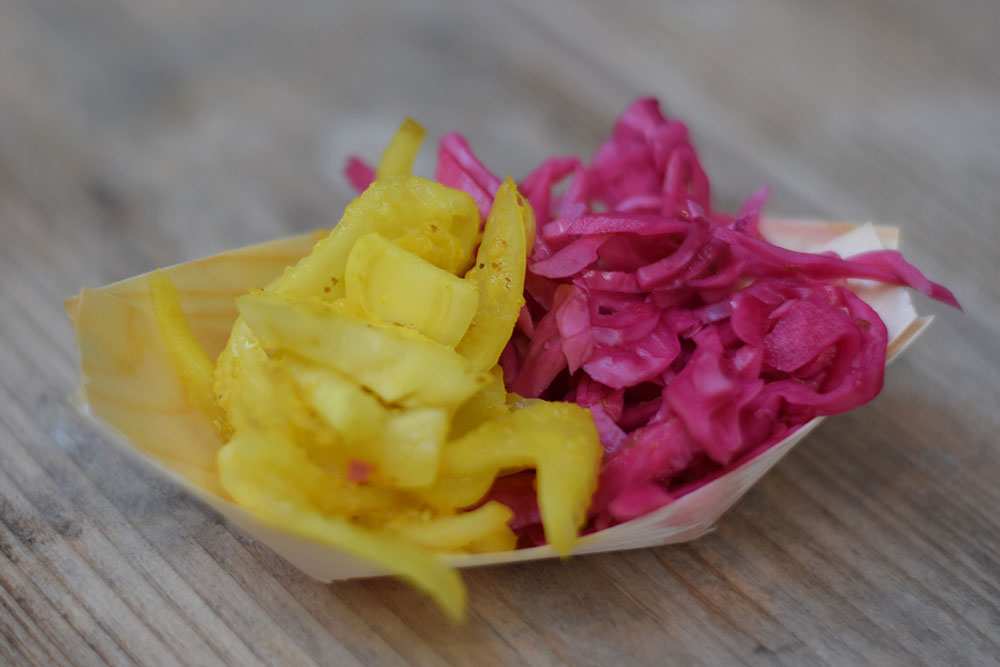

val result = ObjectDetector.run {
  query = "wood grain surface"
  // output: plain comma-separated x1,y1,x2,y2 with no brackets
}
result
1,0,998,664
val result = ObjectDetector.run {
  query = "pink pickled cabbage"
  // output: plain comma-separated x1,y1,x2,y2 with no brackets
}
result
435,133,500,222
345,98,960,543
344,157,375,193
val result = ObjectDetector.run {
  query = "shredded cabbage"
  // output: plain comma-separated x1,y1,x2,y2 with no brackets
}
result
346,98,959,541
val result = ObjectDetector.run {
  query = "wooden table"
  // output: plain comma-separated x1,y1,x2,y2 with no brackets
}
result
1,0,997,664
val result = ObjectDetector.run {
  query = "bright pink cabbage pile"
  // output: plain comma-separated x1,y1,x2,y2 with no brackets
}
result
346,98,959,544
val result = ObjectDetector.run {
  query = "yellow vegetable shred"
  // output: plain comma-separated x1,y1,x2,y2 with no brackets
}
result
441,402,601,555
455,179,532,372
149,270,227,431
345,232,480,346
147,119,603,621
375,117,426,181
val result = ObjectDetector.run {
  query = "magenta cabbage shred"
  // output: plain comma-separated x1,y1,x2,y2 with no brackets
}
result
345,98,959,543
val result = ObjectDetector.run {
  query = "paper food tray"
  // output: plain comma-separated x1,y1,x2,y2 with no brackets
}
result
65,219,930,581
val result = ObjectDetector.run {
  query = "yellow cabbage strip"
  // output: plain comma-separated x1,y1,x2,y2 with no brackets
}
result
411,473,499,513
279,356,447,489
237,291,487,408
345,232,479,346
218,433,464,620
376,117,426,181
387,501,514,552
441,402,602,554
450,366,509,439
149,271,226,429
456,179,531,371
272,177,480,300
280,356,385,444
465,522,518,553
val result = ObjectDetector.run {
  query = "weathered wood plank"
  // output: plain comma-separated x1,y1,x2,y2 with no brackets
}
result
0,0,996,664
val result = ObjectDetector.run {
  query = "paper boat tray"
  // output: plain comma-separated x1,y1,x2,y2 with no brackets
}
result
65,218,931,581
